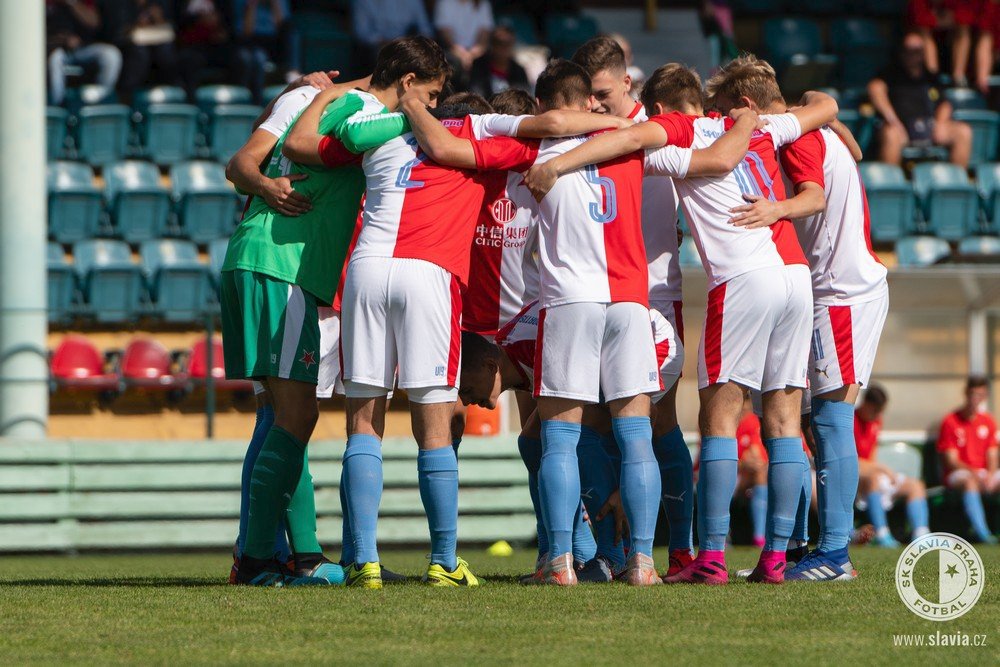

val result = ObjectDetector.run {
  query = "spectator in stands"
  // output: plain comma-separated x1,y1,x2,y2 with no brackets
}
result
937,376,1000,543
435,0,494,79
854,384,931,547
46,0,122,105
176,0,231,101
973,0,1000,96
233,0,299,103
352,0,434,73
908,0,978,85
467,26,529,99
111,0,183,102
868,30,973,167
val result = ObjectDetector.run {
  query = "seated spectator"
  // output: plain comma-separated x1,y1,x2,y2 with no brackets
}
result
908,0,977,85
46,0,122,105
735,397,768,548
937,376,999,544
868,30,972,167
435,0,494,77
176,0,230,100
352,0,433,73
853,384,930,548
233,0,299,103
113,0,182,102
467,26,529,99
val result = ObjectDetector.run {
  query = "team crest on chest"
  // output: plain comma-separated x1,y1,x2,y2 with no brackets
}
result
490,197,516,224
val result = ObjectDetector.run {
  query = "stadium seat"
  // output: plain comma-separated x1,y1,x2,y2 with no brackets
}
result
72,239,147,322
187,337,253,392
139,103,201,165
47,107,68,160
47,161,104,244
858,162,915,242
829,18,889,88
208,237,229,278
170,161,239,242
121,338,185,389
544,13,599,59
911,163,980,240
895,235,950,267
762,19,835,93
956,235,1000,258
74,104,131,166
50,335,120,391
975,162,1000,231
63,84,117,116
876,442,923,479
103,160,172,242
195,85,252,117
206,104,262,163
131,85,187,117
944,88,987,111
678,236,702,268
299,28,353,74
496,12,539,44
263,84,287,103
952,109,999,167
837,109,874,156
140,239,213,322
47,242,77,324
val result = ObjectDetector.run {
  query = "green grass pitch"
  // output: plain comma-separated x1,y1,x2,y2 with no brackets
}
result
0,546,997,664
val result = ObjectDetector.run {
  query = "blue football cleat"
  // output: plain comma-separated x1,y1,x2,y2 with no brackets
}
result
785,548,857,582
296,557,346,585
872,533,901,548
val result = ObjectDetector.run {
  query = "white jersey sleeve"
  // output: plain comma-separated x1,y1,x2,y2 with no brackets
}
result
258,87,321,138
643,145,692,179
760,112,803,149
469,113,529,139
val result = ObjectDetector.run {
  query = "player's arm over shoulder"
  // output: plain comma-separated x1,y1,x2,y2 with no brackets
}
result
766,90,839,146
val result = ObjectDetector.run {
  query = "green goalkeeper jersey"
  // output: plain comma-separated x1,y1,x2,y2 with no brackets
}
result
222,90,409,304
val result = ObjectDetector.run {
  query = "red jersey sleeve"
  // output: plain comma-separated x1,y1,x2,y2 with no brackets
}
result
318,135,363,169
647,112,696,148
780,130,826,189
988,415,999,449
937,414,959,453
472,136,540,172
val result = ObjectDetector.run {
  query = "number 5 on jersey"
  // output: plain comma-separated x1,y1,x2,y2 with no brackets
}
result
585,164,617,223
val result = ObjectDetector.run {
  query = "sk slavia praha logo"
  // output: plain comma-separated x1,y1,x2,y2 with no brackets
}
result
895,532,984,621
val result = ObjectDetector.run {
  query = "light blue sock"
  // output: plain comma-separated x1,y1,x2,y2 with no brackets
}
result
236,405,290,559
963,490,993,541
602,433,622,482
750,484,768,543
577,425,625,567
343,434,383,565
867,492,889,533
339,466,355,565
811,399,858,552
613,417,660,557
906,497,930,535
697,436,738,551
539,420,582,558
653,426,694,551
418,446,459,571
452,437,462,456
572,501,597,563
517,435,548,557
764,437,806,552
793,462,812,544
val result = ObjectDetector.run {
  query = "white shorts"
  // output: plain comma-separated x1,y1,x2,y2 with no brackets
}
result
807,293,889,397
698,264,812,392
944,468,1000,488
536,301,660,403
341,256,460,403
316,306,345,399
649,300,684,403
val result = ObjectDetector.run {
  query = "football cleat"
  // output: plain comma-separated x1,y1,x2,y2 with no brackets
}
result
746,551,786,584
850,523,875,546
872,533,901,548
518,552,548,584
785,548,857,582
664,549,694,579
664,554,728,585
235,557,330,587
344,562,383,589
522,552,577,586
295,556,346,585
785,543,808,566
423,557,480,587
576,555,617,583
622,552,661,586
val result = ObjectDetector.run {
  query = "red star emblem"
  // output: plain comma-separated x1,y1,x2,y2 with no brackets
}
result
299,350,316,369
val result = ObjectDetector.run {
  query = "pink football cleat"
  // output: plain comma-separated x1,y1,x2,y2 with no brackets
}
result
746,549,786,584
663,550,729,585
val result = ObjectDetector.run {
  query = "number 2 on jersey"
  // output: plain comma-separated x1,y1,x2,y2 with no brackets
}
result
584,164,617,223
395,137,427,189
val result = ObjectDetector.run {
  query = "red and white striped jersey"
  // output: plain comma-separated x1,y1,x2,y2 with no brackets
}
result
649,112,808,288
631,102,683,305
495,300,540,391
534,131,691,308
780,127,888,305
351,114,531,285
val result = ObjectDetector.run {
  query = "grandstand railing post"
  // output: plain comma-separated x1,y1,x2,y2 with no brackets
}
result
968,309,988,377
205,313,216,439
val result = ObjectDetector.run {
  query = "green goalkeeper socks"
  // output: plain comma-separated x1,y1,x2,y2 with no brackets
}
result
243,426,307,560
285,450,323,556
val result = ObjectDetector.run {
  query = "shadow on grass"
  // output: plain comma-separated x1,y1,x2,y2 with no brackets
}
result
0,577,223,587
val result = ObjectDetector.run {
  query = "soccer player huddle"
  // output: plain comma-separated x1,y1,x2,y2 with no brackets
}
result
220,34,888,589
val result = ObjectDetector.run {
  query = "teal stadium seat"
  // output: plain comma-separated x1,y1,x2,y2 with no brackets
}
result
837,108,874,156
678,236,702,268
911,163,980,239
299,27,353,74
496,12,539,44
72,239,147,322
957,235,1000,258
131,86,187,117
47,161,104,244
944,88,987,111
859,162,915,242
64,84,117,116
103,160,171,243
546,13,599,59
830,18,889,89
952,109,999,167
207,104,262,163
170,161,239,242
195,85,252,129
975,162,1000,232
139,103,201,165
47,107,68,160
75,104,131,166
140,239,213,323
762,18,835,93
895,235,950,267
47,242,77,324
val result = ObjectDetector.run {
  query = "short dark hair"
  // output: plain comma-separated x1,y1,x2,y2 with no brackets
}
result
535,59,592,109
442,92,493,114
572,36,627,76
967,375,990,391
461,331,502,369
640,63,703,115
490,89,537,115
863,383,888,409
371,36,452,90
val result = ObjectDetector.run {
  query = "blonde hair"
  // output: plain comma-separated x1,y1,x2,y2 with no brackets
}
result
705,54,783,110
639,63,703,114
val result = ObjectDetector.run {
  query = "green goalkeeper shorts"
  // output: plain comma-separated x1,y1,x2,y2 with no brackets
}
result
220,269,320,385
